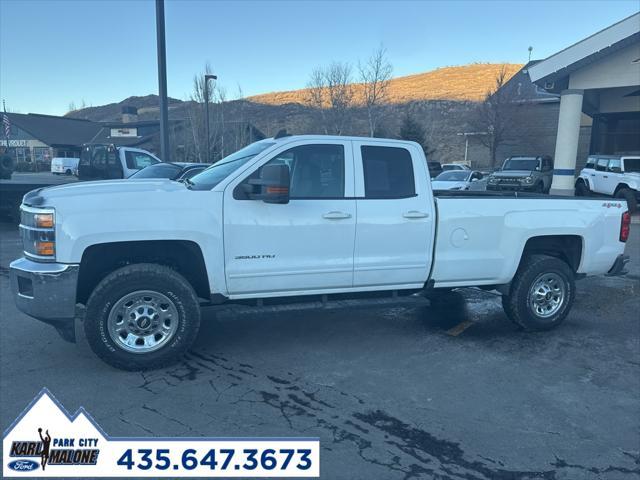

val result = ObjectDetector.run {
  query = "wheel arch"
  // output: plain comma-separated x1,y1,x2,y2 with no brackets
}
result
613,183,632,196
76,240,211,304
575,177,589,189
518,235,584,273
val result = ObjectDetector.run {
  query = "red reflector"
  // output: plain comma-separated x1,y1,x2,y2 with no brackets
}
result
620,211,631,242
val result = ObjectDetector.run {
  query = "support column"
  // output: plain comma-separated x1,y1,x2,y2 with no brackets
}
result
550,89,584,196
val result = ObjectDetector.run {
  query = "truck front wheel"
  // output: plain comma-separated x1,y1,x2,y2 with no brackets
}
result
574,180,589,196
502,255,575,331
84,263,201,370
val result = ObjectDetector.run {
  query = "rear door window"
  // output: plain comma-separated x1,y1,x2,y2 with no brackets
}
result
596,159,609,172
361,146,415,198
607,158,622,173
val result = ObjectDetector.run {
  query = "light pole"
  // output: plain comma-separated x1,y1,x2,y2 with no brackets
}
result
204,74,217,162
155,0,170,162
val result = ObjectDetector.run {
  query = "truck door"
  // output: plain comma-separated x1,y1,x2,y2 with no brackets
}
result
593,158,609,193
123,150,160,178
223,140,356,296
603,157,622,195
352,142,435,289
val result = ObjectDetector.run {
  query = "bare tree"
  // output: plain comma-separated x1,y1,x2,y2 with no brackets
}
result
324,62,354,135
191,62,216,104
359,45,393,137
469,66,519,166
305,67,328,134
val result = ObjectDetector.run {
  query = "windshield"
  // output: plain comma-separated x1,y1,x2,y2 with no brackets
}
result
435,171,469,181
188,140,276,190
503,157,540,171
129,163,182,179
624,158,640,173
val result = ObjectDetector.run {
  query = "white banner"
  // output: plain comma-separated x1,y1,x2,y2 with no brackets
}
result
3,389,320,477
0,139,27,147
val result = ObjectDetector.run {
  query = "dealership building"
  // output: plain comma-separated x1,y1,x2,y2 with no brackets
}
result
1,108,166,168
528,13,640,195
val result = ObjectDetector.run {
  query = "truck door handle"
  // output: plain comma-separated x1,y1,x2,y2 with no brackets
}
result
403,211,429,219
322,211,352,220
590,174,595,176
603,175,608,179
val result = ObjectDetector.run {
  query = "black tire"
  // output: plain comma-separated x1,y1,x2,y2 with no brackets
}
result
616,188,638,213
502,255,575,331
65,169,72,175
534,182,544,193
84,263,201,370
574,180,589,197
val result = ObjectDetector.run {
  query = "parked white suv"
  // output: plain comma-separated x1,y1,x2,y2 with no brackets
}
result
9,135,631,370
575,155,640,212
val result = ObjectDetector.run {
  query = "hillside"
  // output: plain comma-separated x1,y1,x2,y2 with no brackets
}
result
66,95,184,122
66,63,523,124
248,63,523,106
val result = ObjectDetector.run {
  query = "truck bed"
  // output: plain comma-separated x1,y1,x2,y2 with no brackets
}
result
431,191,625,288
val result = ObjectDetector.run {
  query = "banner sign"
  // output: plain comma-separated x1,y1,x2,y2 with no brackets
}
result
0,139,27,147
3,389,320,477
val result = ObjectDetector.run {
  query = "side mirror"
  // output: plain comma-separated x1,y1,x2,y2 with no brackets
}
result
248,163,290,204
471,177,479,182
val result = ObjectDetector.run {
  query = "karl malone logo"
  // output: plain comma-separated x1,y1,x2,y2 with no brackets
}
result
9,427,99,471
4,388,103,475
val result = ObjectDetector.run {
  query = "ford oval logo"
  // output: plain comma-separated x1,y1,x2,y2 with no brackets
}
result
8,459,39,471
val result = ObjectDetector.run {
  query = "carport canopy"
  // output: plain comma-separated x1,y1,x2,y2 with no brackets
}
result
528,13,640,195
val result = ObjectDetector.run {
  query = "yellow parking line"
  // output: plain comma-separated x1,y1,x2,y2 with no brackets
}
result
446,320,474,336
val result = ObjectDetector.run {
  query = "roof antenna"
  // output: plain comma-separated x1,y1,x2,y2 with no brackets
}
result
274,129,290,139
528,46,533,62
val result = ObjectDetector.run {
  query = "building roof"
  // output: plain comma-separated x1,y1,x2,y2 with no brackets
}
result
501,61,560,104
6,113,102,147
528,13,640,87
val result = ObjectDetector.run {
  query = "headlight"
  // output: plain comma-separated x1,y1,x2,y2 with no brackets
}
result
488,177,498,184
522,176,534,184
20,207,56,261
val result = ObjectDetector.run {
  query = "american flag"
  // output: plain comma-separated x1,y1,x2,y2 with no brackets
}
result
2,110,10,138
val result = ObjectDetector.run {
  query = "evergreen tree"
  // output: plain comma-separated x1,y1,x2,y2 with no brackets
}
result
399,114,426,147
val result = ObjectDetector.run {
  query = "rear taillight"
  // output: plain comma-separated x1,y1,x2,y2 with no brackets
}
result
620,211,631,243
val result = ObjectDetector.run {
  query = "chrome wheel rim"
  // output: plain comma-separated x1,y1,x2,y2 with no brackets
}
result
528,272,566,319
107,290,178,354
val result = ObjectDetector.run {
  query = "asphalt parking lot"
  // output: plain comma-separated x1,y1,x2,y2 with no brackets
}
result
1,220,639,479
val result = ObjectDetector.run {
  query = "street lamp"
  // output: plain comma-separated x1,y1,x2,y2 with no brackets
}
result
204,74,217,162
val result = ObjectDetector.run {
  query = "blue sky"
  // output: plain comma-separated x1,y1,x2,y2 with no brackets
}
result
1,0,638,115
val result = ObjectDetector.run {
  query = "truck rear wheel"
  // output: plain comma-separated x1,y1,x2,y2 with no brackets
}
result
84,263,201,370
616,188,638,213
502,255,575,331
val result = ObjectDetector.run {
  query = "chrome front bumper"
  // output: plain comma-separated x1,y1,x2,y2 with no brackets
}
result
9,257,80,342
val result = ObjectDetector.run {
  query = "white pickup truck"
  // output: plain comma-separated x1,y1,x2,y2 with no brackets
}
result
10,135,631,370
77,143,161,181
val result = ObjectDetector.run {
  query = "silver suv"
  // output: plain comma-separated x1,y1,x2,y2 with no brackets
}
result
487,156,554,193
